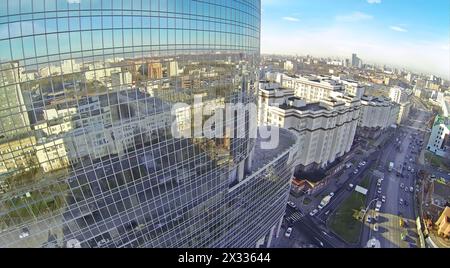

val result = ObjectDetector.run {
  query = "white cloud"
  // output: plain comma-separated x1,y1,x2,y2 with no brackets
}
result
336,12,373,22
367,0,382,4
390,26,408,32
282,17,300,22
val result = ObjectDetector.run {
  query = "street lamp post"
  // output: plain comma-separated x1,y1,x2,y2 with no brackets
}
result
362,198,379,223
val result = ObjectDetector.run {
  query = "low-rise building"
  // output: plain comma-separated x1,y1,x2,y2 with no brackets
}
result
35,138,70,173
428,180,450,220
0,136,37,174
436,207,450,238
389,86,409,104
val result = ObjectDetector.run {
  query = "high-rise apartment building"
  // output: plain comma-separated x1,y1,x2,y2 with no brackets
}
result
389,86,409,104
258,82,360,170
0,0,298,248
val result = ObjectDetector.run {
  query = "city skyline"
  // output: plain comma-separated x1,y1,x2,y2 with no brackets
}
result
261,0,450,79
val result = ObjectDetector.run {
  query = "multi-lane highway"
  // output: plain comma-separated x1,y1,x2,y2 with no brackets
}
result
361,105,432,248
276,99,434,248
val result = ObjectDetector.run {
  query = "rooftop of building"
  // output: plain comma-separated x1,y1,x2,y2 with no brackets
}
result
251,127,297,173
278,102,327,112
432,180,450,201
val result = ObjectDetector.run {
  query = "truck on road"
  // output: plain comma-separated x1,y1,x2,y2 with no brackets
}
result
388,162,394,172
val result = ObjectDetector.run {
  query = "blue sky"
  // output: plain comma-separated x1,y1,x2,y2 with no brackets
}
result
261,0,450,79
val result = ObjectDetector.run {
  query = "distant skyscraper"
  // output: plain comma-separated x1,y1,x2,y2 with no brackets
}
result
0,0,298,249
351,53,362,68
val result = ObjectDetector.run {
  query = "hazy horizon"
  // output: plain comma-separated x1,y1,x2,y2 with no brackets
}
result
261,0,450,80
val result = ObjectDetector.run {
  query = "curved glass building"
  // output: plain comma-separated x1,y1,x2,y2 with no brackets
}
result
0,0,297,248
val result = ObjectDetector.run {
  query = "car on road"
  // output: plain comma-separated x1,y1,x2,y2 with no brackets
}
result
329,192,335,197
19,227,30,239
285,227,293,238
287,201,296,209
353,169,359,175
400,183,405,189
347,184,354,190
309,209,318,217
377,188,382,194
382,196,386,203
97,238,109,247
375,201,382,212
324,210,331,216
399,198,404,206
373,224,379,232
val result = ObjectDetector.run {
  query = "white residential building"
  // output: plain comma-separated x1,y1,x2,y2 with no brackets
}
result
359,96,400,130
339,79,365,99
284,61,294,72
397,102,412,124
389,86,409,104
168,61,179,77
35,138,70,173
259,81,361,169
427,115,450,157
257,81,294,125
281,74,344,102
111,71,133,91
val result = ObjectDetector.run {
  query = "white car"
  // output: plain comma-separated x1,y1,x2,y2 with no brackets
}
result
382,196,386,203
400,183,405,189
19,228,30,239
329,192,335,197
399,198,404,205
373,224,379,232
287,201,296,209
309,209,319,217
285,227,293,238
353,169,359,175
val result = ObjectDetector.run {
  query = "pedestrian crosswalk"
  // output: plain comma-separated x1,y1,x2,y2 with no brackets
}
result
286,211,303,223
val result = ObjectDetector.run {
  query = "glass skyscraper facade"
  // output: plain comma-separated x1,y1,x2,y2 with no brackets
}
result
0,0,298,248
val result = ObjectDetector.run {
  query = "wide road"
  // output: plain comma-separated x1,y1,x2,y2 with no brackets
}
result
361,104,432,248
